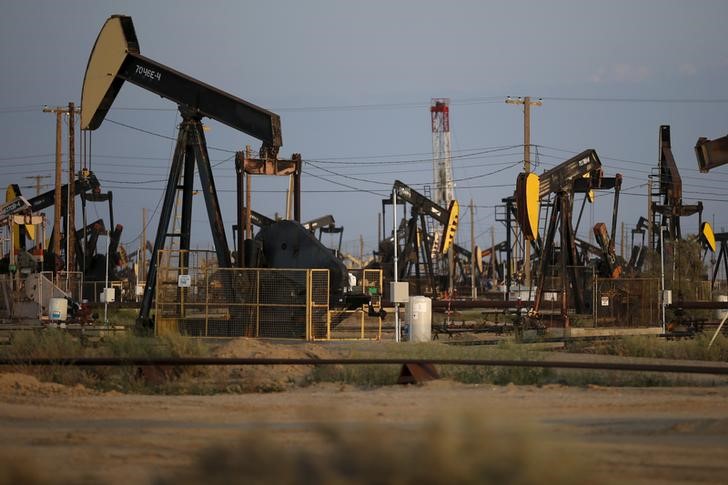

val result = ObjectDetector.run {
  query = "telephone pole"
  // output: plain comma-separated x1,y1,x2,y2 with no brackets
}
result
67,102,77,273
24,175,50,195
359,234,364,269
505,96,542,288
43,105,78,273
141,207,148,283
470,199,476,299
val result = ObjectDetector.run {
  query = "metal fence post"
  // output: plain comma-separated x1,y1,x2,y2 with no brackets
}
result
305,269,312,341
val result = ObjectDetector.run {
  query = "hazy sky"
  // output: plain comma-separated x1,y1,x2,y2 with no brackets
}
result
2,0,727,258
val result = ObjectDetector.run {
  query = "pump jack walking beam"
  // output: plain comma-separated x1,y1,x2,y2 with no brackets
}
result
81,16,284,331
81,16,281,157
696,133,728,173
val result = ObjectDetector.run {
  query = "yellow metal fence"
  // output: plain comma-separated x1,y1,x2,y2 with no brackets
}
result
315,268,384,340
154,250,382,340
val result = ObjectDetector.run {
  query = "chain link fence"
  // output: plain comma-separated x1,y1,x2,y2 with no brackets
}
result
318,269,384,340
594,277,659,327
154,250,382,340
532,266,661,327
54,271,83,302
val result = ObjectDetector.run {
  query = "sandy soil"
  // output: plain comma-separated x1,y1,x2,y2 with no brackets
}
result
1,370,728,484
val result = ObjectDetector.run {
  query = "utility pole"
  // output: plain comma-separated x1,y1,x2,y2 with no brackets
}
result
506,96,542,289
647,178,653,253
359,235,364,269
377,213,381,247
43,105,75,274
470,199,476,299
141,207,147,284
67,102,76,273
620,221,625,260
24,175,50,195
245,145,252,238
490,225,496,285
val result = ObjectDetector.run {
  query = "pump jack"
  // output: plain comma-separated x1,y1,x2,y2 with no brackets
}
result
651,125,702,249
515,149,606,327
573,172,623,278
81,16,287,331
380,180,459,296
6,171,102,272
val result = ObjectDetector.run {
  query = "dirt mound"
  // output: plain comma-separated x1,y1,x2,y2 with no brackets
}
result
213,338,338,359
211,339,343,392
0,372,95,397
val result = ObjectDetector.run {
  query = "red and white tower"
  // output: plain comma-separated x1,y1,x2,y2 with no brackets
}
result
431,98,454,207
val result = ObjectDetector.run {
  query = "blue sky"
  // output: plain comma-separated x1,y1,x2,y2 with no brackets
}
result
1,0,727,258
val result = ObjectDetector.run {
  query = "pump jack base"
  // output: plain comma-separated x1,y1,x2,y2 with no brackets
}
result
397,362,440,384
134,318,155,336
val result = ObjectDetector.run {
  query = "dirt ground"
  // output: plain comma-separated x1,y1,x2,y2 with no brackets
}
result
1,369,728,484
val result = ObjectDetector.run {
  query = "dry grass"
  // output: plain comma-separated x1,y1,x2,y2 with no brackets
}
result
1,331,726,393
567,334,728,361
155,414,595,485
311,341,552,387
0,329,211,393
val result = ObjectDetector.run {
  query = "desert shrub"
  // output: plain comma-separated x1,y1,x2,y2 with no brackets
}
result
0,329,213,394
574,334,728,362
156,413,596,485
2,329,89,386
310,341,554,386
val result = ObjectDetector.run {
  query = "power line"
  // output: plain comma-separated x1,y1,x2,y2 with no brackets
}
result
307,144,520,161
0,106,41,114
536,146,728,184
305,145,522,166
39,94,727,115
308,159,521,177
540,96,728,104
0,154,53,162
99,97,504,114
105,118,237,153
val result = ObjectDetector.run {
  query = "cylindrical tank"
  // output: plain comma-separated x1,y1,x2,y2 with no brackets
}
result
49,298,68,321
406,296,432,342
716,295,728,321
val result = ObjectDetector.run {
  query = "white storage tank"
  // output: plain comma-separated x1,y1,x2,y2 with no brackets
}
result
49,297,68,321
100,288,115,303
406,296,432,342
716,295,728,321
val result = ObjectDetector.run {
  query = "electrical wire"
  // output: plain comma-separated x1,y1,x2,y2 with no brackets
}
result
59,95,728,115
105,118,237,154
0,154,54,162
540,96,728,104
306,145,522,166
